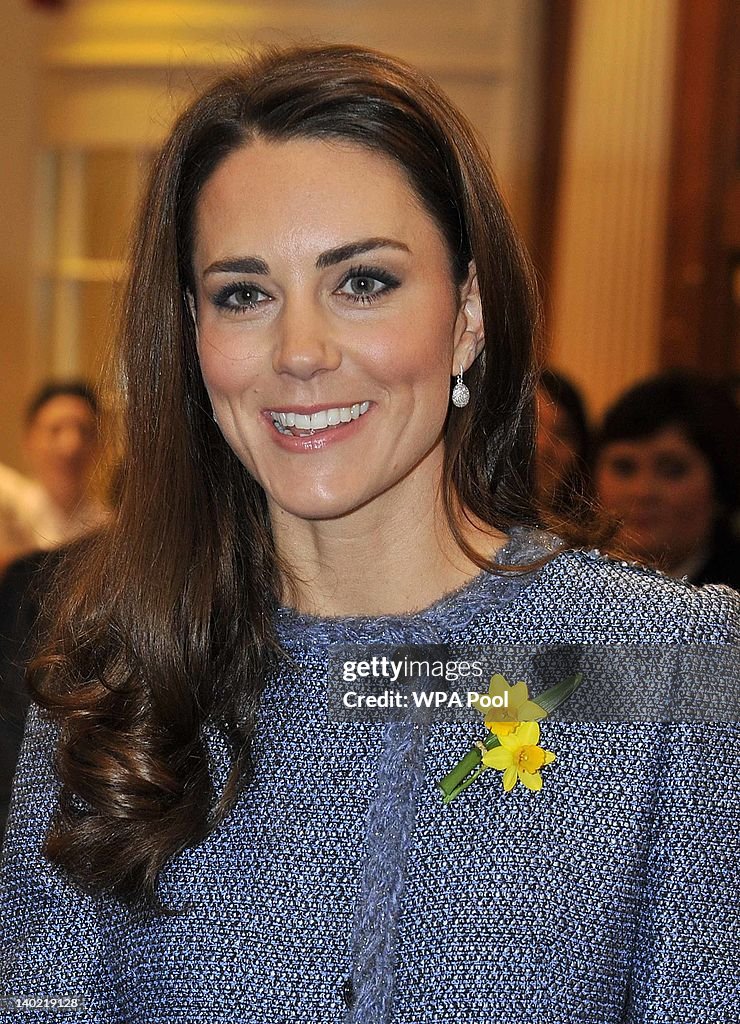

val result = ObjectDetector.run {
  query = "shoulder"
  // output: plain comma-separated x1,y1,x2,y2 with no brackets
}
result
555,547,739,642
502,531,740,643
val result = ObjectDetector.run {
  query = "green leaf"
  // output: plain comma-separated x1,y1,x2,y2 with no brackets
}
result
534,672,583,715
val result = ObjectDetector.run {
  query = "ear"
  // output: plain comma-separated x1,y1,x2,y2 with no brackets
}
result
452,261,484,377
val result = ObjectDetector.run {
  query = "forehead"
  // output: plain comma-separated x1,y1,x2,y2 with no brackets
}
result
30,395,96,428
192,137,445,267
606,425,705,459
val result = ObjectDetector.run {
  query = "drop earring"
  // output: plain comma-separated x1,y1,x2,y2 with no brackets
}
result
451,365,470,408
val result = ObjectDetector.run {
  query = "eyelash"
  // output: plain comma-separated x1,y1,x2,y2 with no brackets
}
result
212,282,270,315
211,264,401,315
337,264,401,305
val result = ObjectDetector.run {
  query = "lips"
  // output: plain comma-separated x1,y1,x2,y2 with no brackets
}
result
268,402,370,437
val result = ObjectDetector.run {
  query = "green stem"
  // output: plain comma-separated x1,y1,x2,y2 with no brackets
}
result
437,733,500,802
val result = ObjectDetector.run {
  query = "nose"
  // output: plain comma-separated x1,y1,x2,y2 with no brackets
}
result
60,427,82,455
621,467,659,505
57,426,91,461
271,298,341,380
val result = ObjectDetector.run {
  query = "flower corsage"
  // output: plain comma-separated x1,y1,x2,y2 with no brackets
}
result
438,672,583,803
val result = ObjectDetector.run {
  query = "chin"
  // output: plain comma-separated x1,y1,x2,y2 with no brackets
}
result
268,487,374,522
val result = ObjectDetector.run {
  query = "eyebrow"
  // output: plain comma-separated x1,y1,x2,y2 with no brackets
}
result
202,237,410,277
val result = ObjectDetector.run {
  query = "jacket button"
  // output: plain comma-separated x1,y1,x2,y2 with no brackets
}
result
341,976,355,1009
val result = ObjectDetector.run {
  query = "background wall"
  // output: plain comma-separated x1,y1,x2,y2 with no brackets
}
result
0,2,45,469
548,0,678,416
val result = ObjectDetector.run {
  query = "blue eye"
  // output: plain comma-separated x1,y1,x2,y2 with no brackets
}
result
337,265,401,304
212,282,271,313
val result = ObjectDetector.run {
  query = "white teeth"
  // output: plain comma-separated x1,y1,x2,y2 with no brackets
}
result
269,403,371,435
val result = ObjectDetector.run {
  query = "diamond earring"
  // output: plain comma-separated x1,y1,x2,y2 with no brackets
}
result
451,364,470,408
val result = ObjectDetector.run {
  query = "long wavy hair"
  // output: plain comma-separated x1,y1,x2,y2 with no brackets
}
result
32,43,560,906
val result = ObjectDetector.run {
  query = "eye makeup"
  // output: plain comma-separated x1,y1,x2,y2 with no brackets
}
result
209,262,402,316
335,264,401,305
211,282,272,315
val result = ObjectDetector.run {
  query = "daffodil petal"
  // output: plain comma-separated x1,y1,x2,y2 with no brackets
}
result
517,721,539,746
498,729,523,751
542,749,556,765
469,695,487,715
487,673,510,699
518,699,547,721
509,680,529,706
482,747,512,770
519,770,543,791
502,766,517,791
485,708,519,725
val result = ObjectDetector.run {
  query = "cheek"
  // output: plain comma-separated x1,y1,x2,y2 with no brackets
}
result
667,473,716,516
374,306,455,391
197,330,260,397
552,438,576,470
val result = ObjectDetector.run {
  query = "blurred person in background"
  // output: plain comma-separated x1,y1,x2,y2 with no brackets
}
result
536,368,592,521
19,381,109,552
594,371,740,589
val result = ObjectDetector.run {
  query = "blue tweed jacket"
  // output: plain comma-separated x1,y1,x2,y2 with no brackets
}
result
1,529,739,1023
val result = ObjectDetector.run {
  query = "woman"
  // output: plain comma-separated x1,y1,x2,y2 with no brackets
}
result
0,45,738,1024
595,371,740,589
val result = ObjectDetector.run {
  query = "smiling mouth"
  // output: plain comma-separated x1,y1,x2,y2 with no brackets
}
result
269,402,370,437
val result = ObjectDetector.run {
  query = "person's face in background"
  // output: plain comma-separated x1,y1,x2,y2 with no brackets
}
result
595,424,717,572
24,395,100,512
535,388,581,503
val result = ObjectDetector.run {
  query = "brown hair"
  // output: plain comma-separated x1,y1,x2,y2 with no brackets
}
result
31,43,575,906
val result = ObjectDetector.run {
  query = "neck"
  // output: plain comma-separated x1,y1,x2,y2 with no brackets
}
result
270,479,506,619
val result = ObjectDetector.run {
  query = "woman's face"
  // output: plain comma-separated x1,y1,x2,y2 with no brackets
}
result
191,137,479,524
595,425,717,570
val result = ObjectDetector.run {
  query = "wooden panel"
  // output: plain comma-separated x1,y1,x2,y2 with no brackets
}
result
529,0,575,311
548,0,678,416
659,0,739,376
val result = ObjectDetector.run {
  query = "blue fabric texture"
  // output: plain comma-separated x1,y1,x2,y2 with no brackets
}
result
0,527,739,1023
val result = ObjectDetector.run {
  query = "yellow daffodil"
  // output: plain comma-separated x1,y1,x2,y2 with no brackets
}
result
469,673,546,739
481,721,556,792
